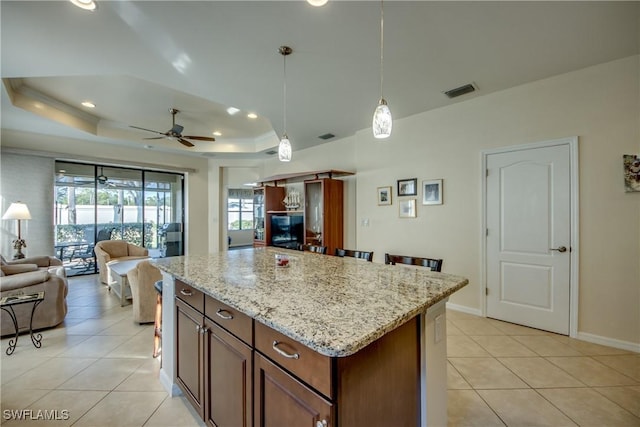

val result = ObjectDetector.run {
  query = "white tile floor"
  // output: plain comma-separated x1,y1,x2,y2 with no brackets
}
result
1,274,638,426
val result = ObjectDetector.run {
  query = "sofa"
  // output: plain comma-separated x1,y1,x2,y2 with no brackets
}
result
94,240,149,285
0,255,68,336
127,260,162,324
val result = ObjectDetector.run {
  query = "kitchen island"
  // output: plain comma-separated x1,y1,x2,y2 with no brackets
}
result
153,247,468,426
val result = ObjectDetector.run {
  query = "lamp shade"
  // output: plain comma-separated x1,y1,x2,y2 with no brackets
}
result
278,136,292,162
372,98,392,139
2,202,31,220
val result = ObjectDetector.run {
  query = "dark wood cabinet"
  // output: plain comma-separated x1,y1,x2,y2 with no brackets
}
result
175,298,205,418
175,278,419,427
254,353,333,427
304,178,343,255
253,185,285,247
204,320,252,427
175,280,252,427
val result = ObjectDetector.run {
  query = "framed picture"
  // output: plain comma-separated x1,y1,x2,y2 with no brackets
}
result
377,186,392,205
399,199,416,218
397,178,417,196
623,154,640,192
422,179,443,205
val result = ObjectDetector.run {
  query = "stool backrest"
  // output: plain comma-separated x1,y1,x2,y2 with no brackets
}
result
384,253,443,272
335,248,374,262
298,244,328,254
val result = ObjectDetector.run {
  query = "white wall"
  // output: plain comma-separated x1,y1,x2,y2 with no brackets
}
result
0,132,210,256
264,55,640,347
0,153,54,258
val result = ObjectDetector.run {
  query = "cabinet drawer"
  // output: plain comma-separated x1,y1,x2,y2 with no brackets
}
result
255,321,332,399
175,280,204,313
205,296,253,345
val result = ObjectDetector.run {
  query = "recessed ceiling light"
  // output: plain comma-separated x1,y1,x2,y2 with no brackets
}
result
307,0,328,6
81,101,96,108
213,131,222,137
247,113,258,119
226,107,240,115
70,0,97,11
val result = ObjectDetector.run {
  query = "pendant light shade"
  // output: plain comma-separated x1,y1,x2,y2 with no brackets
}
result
278,46,293,162
279,134,292,162
373,0,392,139
373,98,392,138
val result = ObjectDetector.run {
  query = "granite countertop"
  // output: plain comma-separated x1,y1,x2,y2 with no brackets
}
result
152,247,468,357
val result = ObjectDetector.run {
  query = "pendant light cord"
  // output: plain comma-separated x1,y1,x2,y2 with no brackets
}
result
379,0,384,99
283,52,287,135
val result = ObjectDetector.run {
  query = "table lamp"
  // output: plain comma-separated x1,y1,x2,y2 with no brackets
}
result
2,202,32,259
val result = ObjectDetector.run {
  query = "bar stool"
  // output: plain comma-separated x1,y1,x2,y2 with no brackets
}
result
153,280,162,361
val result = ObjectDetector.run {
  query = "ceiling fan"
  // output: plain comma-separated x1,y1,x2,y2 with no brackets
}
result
130,108,216,148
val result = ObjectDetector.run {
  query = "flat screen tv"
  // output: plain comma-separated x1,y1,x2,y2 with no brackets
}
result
271,214,304,250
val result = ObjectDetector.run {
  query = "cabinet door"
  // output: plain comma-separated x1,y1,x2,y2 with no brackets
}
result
176,299,204,418
254,354,333,427
205,320,252,427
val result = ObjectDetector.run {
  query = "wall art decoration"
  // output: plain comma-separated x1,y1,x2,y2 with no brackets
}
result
377,186,392,205
399,199,417,218
397,178,417,196
422,179,443,205
623,154,640,192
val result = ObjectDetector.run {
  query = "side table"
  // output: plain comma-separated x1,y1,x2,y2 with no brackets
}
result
0,291,45,355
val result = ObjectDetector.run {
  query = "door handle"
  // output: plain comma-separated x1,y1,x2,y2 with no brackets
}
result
550,246,567,253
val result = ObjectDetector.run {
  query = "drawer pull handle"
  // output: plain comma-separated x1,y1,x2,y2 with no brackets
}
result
272,341,300,360
180,289,193,297
216,309,234,320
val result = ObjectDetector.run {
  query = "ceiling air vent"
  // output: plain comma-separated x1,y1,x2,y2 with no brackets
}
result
318,133,335,140
265,150,277,155
444,83,476,99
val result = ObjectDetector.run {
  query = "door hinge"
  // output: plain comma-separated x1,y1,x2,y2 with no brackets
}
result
486,169,489,177
486,228,489,236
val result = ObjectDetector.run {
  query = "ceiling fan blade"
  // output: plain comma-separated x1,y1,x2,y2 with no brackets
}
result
183,135,216,141
143,136,164,140
130,125,166,136
177,138,195,148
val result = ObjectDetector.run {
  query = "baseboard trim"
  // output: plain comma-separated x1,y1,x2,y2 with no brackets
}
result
576,331,640,354
159,368,183,397
445,303,482,317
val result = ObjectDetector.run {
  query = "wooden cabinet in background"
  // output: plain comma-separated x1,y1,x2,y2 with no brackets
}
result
304,178,343,255
253,185,285,247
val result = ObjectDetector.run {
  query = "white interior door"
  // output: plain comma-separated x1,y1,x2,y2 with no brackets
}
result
486,142,572,335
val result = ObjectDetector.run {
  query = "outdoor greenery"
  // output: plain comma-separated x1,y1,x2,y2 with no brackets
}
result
56,222,157,248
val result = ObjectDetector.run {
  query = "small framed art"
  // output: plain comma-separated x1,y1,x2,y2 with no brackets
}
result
399,199,416,218
422,179,443,205
397,178,417,196
623,155,640,192
377,186,392,205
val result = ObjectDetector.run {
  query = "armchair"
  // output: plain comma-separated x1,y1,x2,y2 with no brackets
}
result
127,260,162,324
94,240,148,285
0,256,68,335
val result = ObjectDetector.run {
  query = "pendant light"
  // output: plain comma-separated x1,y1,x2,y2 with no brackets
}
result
278,46,293,162
372,0,392,139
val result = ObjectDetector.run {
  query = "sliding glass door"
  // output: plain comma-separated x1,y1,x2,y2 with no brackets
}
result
54,162,184,277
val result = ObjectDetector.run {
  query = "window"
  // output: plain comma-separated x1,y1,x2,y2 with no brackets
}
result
228,189,254,230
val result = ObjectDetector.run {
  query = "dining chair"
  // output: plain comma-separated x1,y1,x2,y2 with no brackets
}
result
334,248,374,262
298,244,328,255
384,253,443,272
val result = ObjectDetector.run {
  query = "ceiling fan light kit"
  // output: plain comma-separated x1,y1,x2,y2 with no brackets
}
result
278,45,293,162
372,0,392,139
70,0,97,11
